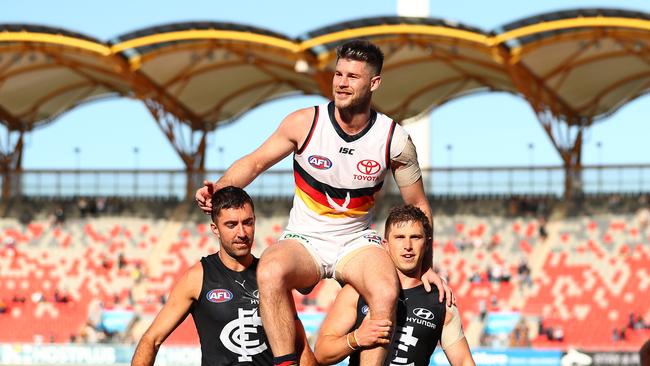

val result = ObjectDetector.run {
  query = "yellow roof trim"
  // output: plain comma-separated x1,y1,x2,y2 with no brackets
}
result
493,17,650,45
300,24,489,50
111,30,300,53
0,32,111,55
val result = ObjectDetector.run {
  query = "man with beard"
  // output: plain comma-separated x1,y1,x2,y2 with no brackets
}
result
132,187,314,366
195,40,453,366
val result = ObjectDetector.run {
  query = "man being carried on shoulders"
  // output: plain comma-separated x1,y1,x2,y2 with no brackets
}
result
195,40,453,366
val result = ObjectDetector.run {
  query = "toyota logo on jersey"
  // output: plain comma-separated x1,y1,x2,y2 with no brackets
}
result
357,159,380,175
207,289,233,303
413,308,435,320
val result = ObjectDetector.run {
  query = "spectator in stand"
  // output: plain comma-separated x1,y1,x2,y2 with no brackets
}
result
538,217,548,241
635,315,646,330
54,288,70,303
517,259,533,289
52,207,65,226
628,313,636,329
0,299,8,314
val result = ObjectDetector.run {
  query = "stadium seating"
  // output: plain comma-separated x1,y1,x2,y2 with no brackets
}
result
1,203,649,351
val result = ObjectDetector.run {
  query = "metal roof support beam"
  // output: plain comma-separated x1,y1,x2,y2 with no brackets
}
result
495,47,587,201
144,99,207,200
537,110,586,201
108,54,212,200
0,126,25,201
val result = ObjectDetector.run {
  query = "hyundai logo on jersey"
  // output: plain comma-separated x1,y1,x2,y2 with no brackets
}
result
413,308,435,320
361,305,370,315
308,155,332,170
207,289,233,303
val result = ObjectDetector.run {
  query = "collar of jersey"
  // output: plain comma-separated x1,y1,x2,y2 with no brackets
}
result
327,101,377,143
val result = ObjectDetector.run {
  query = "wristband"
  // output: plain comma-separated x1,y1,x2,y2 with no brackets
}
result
352,330,360,348
346,332,358,351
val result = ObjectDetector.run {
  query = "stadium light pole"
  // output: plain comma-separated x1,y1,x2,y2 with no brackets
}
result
133,147,140,195
597,141,603,193
446,144,453,194
528,143,535,192
74,147,80,195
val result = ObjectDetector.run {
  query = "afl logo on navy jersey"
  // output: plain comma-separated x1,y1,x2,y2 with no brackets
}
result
361,305,370,315
207,289,233,303
413,308,434,320
308,155,332,170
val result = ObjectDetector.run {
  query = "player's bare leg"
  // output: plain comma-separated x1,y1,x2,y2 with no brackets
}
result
257,240,320,364
338,246,399,366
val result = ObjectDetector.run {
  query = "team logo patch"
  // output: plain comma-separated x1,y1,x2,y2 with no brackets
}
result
413,308,434,320
361,305,370,315
363,234,382,245
308,155,332,170
356,159,380,175
207,289,233,303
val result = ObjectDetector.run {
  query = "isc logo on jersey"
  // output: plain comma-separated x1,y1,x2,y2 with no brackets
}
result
207,289,233,303
308,155,332,170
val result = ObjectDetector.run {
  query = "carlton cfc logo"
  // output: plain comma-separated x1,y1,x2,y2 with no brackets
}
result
308,155,332,170
207,289,233,303
357,159,380,175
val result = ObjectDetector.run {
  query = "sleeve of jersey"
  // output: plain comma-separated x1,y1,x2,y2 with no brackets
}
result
440,305,465,350
390,125,422,187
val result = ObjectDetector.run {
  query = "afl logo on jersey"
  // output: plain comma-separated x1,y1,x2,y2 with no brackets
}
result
308,155,332,170
413,308,434,320
357,159,380,175
361,305,370,315
207,289,233,303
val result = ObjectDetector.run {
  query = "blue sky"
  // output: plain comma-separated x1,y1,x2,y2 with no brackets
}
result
3,0,650,170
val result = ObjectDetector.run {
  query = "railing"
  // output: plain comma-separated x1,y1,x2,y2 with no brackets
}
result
6,164,650,198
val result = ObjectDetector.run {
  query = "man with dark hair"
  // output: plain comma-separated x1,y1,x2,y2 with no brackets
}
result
315,205,475,366
132,186,315,366
195,39,452,366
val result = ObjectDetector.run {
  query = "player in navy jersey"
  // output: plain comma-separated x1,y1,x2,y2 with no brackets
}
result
315,205,475,366
195,39,454,366
131,187,315,366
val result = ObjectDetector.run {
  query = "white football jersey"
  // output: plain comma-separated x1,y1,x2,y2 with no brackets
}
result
286,102,409,234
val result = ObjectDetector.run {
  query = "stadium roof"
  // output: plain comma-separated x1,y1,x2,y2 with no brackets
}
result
497,8,650,126
0,24,131,131
112,22,321,130
3,8,650,199
301,16,516,122
2,8,650,130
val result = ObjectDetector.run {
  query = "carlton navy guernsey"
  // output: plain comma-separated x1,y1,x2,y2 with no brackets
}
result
349,285,445,366
191,254,271,365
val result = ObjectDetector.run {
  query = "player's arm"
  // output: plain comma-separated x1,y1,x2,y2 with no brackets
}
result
441,305,475,366
391,138,454,304
131,263,202,366
195,108,313,213
391,137,432,226
314,285,392,365
392,138,433,271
